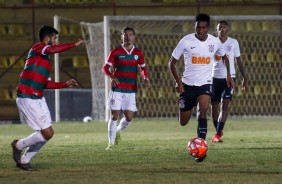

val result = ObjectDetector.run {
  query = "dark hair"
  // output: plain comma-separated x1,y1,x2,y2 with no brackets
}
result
195,13,210,26
121,26,135,35
39,26,58,42
218,20,229,26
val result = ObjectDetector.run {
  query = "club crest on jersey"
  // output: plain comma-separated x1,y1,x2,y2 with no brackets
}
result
208,44,214,53
134,55,139,60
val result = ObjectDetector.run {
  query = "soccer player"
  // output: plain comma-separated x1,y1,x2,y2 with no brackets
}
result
11,26,85,171
211,21,248,143
168,13,234,162
102,26,150,150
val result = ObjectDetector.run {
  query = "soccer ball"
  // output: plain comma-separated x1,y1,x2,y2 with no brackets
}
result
83,116,92,123
187,137,208,158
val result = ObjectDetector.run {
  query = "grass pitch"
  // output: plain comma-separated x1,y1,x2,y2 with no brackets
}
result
0,117,282,184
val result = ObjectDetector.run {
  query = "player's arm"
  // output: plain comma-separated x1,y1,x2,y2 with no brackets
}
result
222,54,235,88
139,64,151,88
168,56,183,93
235,56,248,92
45,79,78,89
44,39,85,54
102,63,119,87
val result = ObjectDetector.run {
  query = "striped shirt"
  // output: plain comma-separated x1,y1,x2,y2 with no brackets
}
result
105,45,145,93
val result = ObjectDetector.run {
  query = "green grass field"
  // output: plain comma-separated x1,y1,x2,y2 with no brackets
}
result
0,117,282,184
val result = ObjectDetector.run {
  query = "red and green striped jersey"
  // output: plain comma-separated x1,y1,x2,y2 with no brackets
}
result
106,45,146,93
17,42,67,99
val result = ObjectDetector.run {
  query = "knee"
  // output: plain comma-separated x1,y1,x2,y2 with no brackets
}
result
41,128,54,140
179,119,188,126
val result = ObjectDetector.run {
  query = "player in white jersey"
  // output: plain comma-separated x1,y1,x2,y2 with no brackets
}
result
168,14,234,162
211,20,248,143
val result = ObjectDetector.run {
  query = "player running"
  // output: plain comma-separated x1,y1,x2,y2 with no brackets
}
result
168,13,234,162
211,20,248,143
11,26,85,171
102,26,151,150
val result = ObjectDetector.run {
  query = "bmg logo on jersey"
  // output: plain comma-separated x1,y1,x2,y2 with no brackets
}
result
192,56,211,64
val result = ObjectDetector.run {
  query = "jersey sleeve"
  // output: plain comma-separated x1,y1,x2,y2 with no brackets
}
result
32,43,50,56
105,49,116,66
215,42,226,56
172,38,185,60
234,39,241,57
138,50,145,67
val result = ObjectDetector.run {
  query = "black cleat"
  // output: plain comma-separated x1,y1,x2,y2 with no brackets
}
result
11,140,22,167
18,163,35,171
194,154,206,162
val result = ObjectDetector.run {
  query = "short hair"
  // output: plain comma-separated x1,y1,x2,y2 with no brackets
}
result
218,20,229,26
121,26,135,35
39,26,58,42
195,13,210,26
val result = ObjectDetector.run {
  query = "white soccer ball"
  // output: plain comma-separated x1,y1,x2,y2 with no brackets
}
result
83,116,92,123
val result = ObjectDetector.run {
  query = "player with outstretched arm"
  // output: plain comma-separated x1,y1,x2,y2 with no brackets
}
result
11,26,85,171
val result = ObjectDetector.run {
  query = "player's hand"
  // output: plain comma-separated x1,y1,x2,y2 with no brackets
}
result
66,79,78,87
241,78,247,92
75,39,85,46
226,75,235,88
144,78,151,88
110,76,120,87
175,81,184,93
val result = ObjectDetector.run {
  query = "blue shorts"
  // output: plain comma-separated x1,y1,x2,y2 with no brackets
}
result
179,84,212,111
211,78,235,102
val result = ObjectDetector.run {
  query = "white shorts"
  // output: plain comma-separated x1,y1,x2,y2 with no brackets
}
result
16,97,52,131
107,91,137,112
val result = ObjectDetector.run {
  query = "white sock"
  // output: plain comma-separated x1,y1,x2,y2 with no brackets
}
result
108,119,117,145
16,131,47,150
21,141,47,164
117,117,131,133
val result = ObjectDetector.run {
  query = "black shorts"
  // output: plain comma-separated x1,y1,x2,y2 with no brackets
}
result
179,84,212,111
211,78,235,102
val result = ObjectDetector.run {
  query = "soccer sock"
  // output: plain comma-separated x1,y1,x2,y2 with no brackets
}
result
213,120,218,130
21,141,47,164
117,117,131,133
108,119,117,145
16,131,47,150
197,118,207,140
216,122,225,136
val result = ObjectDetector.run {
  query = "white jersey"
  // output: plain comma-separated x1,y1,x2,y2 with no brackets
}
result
172,33,225,86
212,37,240,78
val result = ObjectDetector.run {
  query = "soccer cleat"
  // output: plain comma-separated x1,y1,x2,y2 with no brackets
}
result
105,144,114,150
219,131,224,137
115,132,121,145
18,163,35,171
11,140,22,167
194,154,206,162
211,134,223,143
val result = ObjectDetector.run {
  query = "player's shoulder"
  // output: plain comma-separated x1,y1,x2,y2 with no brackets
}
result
207,34,218,41
227,36,238,42
182,33,195,41
32,42,46,49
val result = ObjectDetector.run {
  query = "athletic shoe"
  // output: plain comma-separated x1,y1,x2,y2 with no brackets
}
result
194,154,206,162
211,134,223,143
11,140,22,167
18,163,35,171
105,144,114,150
115,132,121,145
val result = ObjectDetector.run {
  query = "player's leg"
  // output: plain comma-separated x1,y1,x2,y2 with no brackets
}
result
116,93,137,145
106,91,122,149
196,94,210,140
216,98,231,136
13,98,52,170
211,101,220,129
211,78,224,130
